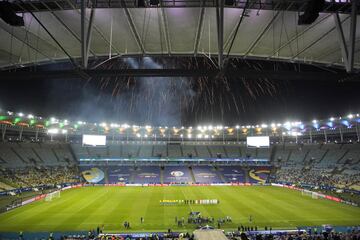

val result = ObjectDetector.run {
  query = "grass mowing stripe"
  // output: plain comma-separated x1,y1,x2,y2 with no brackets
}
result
0,186,359,232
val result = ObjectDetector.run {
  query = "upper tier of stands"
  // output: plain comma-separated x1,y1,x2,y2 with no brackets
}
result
0,142,77,168
71,143,271,159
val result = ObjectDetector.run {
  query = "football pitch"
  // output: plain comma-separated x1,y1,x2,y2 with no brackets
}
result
0,186,359,232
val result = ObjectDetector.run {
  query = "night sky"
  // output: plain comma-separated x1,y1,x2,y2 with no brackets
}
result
1,58,359,126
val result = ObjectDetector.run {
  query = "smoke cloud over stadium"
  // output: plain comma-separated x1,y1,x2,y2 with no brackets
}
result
121,57,196,126
1,57,360,126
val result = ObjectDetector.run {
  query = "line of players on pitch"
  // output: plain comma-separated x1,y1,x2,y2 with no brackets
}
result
121,214,255,229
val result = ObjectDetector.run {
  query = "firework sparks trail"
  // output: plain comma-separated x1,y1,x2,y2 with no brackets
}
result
83,56,281,125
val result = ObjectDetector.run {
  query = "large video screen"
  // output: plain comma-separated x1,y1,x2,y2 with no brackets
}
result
82,135,106,146
247,136,270,148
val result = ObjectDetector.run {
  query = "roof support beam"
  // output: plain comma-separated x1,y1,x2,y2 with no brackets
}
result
194,0,205,55
348,0,357,73
292,16,350,60
13,1,359,14
49,11,97,57
85,7,95,68
317,38,360,61
333,8,356,73
81,0,86,68
160,8,171,54
1,68,359,82
334,13,349,71
80,0,95,69
224,0,251,58
121,0,145,54
0,49,21,64
216,0,224,69
244,11,280,57
17,0,79,67
271,14,331,57
0,21,52,61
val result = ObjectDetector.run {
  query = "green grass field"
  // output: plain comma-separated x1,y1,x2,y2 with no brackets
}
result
0,186,359,232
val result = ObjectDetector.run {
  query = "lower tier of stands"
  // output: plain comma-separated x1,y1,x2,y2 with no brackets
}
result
79,165,271,185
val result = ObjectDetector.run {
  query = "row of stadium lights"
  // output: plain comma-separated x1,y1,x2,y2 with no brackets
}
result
1,109,359,136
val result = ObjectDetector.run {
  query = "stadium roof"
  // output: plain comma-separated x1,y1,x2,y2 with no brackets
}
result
0,0,359,71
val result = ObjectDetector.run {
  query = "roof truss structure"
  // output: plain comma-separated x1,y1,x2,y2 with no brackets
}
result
0,0,359,72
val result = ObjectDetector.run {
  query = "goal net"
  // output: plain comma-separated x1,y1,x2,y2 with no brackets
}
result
45,190,61,202
301,189,319,199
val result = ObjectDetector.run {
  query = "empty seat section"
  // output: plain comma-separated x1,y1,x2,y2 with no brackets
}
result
132,166,160,183
121,144,140,158
167,145,182,158
71,144,89,159
257,148,270,159
163,166,192,183
224,145,241,158
208,145,226,158
153,145,167,157
108,166,133,183
182,145,197,158
108,145,122,157
0,144,25,167
192,165,223,183
87,147,108,158
138,145,153,157
195,145,211,158
217,166,246,183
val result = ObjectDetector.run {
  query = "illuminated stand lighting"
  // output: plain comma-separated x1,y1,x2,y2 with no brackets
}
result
1,108,360,144
48,128,68,142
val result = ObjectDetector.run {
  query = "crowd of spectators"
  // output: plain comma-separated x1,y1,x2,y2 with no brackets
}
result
227,228,360,240
0,166,80,188
275,168,360,189
59,229,360,240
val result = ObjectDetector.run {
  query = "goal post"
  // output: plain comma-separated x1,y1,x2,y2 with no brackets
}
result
301,189,319,199
301,189,312,197
45,190,61,202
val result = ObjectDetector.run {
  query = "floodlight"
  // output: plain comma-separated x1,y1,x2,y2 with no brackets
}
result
48,128,59,134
